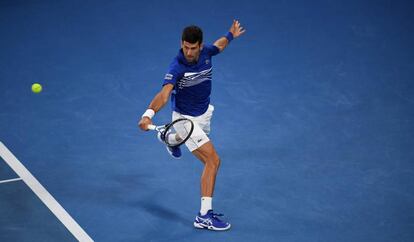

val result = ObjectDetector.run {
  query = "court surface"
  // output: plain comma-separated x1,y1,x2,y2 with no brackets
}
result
1,0,413,241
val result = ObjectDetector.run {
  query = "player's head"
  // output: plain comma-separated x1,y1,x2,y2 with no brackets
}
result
181,25,203,63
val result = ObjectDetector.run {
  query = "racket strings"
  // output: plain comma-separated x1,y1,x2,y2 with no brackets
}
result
165,119,193,146
164,132,182,145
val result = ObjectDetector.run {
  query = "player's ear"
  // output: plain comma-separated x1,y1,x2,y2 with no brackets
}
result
200,42,204,50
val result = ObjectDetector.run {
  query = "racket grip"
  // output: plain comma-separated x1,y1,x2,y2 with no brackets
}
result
147,124,156,130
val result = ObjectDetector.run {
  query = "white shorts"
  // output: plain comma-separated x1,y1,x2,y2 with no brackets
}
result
172,104,214,152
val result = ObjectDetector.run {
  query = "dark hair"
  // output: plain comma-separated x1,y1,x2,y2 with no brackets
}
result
182,25,203,44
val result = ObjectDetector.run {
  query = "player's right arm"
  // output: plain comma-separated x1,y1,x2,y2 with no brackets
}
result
138,83,174,131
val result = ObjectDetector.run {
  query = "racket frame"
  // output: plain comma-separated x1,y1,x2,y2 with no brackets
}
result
148,118,194,147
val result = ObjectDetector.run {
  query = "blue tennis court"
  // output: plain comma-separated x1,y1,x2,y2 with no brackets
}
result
1,0,413,241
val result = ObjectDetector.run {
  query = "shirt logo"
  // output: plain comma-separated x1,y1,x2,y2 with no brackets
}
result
184,72,198,77
205,59,210,64
179,67,212,89
165,73,173,80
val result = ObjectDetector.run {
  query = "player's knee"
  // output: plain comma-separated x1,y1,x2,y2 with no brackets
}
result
215,157,221,170
208,154,220,170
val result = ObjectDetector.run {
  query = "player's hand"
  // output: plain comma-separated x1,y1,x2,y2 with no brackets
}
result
138,117,153,131
229,20,246,38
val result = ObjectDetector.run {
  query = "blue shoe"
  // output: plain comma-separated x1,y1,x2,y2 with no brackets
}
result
157,132,182,159
193,210,231,231
166,145,181,159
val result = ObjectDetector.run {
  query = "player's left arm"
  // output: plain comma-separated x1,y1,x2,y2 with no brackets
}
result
214,20,246,52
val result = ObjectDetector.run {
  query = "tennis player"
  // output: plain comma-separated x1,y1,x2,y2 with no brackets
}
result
138,20,245,231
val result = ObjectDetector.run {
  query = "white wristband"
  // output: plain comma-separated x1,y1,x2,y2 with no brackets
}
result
142,109,155,119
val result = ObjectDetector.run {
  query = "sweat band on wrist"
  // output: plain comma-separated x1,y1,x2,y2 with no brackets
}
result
142,109,155,119
225,32,234,42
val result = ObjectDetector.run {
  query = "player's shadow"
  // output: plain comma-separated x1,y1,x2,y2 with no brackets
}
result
135,199,188,226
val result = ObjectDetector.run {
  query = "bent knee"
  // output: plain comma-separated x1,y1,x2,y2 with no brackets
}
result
207,154,220,169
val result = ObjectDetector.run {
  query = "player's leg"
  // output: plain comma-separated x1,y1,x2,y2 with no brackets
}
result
192,142,230,231
192,141,220,197
157,132,182,158
157,112,189,159
173,105,230,230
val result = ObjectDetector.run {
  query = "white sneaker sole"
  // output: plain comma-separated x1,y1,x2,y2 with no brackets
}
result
193,222,231,231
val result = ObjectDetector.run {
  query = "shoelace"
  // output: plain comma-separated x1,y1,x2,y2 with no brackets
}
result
211,212,225,222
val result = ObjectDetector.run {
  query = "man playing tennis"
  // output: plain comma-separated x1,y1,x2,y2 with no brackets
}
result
138,20,245,231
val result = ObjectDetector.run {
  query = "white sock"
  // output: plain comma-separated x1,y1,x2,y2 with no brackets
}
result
166,133,182,145
200,197,212,216
166,133,176,144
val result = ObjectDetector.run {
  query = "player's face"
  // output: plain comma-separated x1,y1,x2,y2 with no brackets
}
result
182,41,203,63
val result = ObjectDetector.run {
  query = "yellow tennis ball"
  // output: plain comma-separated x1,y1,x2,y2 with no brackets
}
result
32,83,42,93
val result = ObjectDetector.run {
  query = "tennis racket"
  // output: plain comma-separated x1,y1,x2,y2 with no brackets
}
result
148,118,194,147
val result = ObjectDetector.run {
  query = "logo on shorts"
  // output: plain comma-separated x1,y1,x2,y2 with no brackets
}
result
197,138,203,143
164,73,173,80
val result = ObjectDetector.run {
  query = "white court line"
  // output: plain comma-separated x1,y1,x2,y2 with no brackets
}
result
0,141,93,242
0,177,23,184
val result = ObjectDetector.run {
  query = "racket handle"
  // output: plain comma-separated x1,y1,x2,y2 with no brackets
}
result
147,124,156,130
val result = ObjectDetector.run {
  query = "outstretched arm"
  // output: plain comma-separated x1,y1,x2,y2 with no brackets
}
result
214,20,246,52
138,83,174,131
